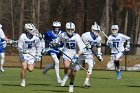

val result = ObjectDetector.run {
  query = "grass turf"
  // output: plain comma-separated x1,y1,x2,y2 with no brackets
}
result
0,68,140,93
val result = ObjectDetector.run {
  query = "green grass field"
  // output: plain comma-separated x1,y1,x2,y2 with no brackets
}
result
0,68,140,93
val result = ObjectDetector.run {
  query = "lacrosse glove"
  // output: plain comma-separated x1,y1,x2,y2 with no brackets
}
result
124,45,130,51
97,53,103,61
35,55,41,62
71,55,79,65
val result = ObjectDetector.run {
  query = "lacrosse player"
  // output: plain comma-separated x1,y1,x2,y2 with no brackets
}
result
53,22,86,92
0,38,7,72
18,23,41,87
0,24,10,72
106,25,130,79
80,22,103,87
43,21,63,84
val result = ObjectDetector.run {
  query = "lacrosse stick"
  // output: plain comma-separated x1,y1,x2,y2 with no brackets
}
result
82,42,102,61
47,45,89,73
82,39,102,61
57,48,89,73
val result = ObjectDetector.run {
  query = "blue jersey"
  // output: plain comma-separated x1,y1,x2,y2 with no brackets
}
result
43,30,63,55
0,38,5,53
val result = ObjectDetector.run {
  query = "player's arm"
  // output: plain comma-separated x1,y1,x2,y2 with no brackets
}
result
106,36,113,48
35,38,42,55
81,33,92,49
123,35,131,51
96,37,103,61
0,29,8,42
76,34,87,56
17,35,24,53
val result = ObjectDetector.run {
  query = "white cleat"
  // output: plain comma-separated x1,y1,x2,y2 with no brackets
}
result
117,76,122,80
84,81,91,87
0,68,4,72
43,64,54,74
61,75,68,86
20,82,26,87
69,85,74,92
57,78,62,84
61,80,66,86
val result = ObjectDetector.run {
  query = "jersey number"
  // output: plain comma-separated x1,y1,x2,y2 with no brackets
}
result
66,42,76,49
28,44,33,49
113,42,119,47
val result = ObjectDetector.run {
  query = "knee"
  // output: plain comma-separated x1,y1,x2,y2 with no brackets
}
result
114,60,120,68
28,68,34,72
88,67,93,74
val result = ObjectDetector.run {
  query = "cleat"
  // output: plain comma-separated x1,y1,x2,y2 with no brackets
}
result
117,76,122,79
43,64,54,74
0,68,4,72
84,81,91,87
20,82,26,87
57,78,62,84
69,85,74,92
61,75,69,86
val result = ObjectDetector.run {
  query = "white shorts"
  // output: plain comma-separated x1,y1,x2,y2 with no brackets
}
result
62,50,76,61
19,53,35,64
111,52,123,61
78,54,95,64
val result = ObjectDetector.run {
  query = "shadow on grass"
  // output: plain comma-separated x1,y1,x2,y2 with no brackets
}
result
2,83,50,87
2,84,19,86
94,77,113,79
32,89,67,92
28,83,50,86
127,85,140,88
55,85,91,89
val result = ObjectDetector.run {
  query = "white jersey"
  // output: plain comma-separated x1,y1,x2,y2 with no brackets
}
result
40,38,45,50
107,33,130,53
0,28,6,39
18,33,41,55
81,32,101,55
56,32,86,58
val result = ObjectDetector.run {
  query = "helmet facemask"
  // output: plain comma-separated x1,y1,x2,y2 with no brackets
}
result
111,25,119,35
53,21,61,34
91,22,101,36
66,22,75,36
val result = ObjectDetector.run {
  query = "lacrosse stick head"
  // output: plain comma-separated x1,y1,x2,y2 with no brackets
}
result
66,22,75,36
111,25,119,35
52,21,61,34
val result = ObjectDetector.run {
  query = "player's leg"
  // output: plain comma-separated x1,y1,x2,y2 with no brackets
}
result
51,53,61,84
43,63,54,74
0,53,5,72
114,60,121,79
84,58,93,87
61,59,70,86
115,53,122,79
107,54,115,70
43,53,56,74
21,62,28,87
69,69,76,92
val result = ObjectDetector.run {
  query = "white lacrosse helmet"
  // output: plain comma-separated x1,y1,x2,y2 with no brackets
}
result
111,25,119,35
65,22,75,36
24,23,37,35
0,24,2,28
53,21,61,34
91,22,101,32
